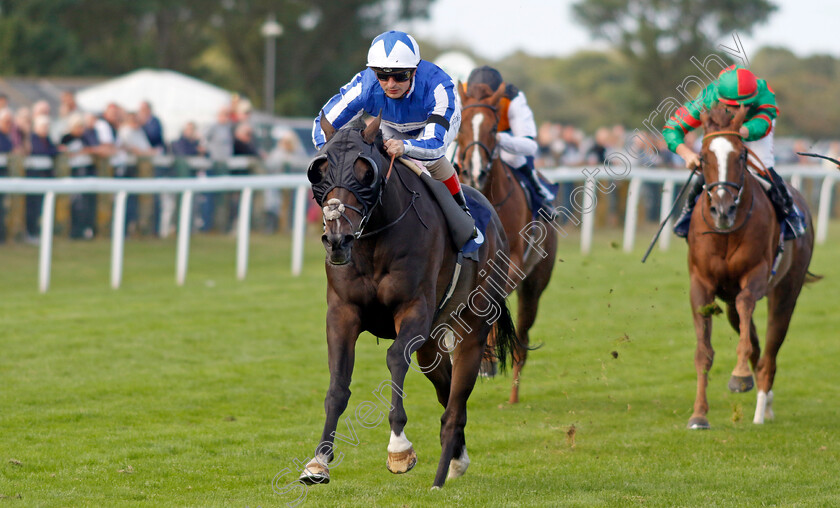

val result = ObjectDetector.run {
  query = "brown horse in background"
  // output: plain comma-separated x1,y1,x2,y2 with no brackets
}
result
685,104,817,429
300,115,518,488
456,82,558,404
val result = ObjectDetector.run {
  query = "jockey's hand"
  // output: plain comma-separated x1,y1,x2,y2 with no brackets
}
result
675,144,701,170
739,126,749,139
384,139,405,157
683,152,701,170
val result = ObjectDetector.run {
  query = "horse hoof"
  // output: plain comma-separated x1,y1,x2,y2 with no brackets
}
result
298,460,330,485
447,449,470,479
728,375,754,393
386,447,417,474
430,486,441,491
479,359,497,378
687,416,710,430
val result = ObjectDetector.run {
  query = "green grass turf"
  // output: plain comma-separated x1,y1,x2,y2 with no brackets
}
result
1,225,839,507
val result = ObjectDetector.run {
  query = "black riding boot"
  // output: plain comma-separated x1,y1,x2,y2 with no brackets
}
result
524,168,557,219
673,173,705,238
453,188,471,216
765,167,807,240
453,189,478,238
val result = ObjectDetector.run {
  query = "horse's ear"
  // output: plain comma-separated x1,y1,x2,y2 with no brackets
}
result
363,110,382,144
320,111,336,142
489,82,506,106
731,104,748,131
457,80,468,104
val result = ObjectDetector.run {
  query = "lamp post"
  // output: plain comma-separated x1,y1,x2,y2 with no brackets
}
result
261,14,283,115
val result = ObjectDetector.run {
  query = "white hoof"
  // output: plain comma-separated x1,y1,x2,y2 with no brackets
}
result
298,458,330,485
447,448,470,479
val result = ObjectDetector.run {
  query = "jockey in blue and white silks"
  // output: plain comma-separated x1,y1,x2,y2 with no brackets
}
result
312,30,469,214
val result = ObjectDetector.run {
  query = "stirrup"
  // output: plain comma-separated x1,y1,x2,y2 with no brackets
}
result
782,206,807,240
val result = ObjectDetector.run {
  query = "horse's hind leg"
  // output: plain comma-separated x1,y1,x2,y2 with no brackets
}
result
754,272,805,423
509,272,546,403
725,302,760,392
432,330,484,488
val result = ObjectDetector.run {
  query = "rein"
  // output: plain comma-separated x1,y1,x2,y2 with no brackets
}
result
703,130,770,178
356,159,421,239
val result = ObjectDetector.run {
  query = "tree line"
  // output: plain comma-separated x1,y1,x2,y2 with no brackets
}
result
1,0,836,139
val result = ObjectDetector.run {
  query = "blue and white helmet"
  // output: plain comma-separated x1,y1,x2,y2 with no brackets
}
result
366,30,421,69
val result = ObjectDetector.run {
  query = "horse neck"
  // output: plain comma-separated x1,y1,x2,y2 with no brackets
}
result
481,155,508,195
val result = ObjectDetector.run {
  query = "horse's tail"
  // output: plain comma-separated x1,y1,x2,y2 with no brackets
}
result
492,299,519,373
805,270,823,284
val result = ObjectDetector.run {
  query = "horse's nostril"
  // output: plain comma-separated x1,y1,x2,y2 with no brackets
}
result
728,206,737,214
710,206,717,214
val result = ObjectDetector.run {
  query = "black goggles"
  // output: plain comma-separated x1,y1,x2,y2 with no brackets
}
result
374,69,412,83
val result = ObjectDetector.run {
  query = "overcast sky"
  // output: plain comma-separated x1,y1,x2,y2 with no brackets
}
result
404,0,840,61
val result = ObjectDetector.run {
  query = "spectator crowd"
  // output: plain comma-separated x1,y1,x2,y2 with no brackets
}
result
0,91,834,245
0,92,309,244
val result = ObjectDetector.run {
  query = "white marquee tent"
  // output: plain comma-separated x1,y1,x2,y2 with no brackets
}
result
76,68,233,142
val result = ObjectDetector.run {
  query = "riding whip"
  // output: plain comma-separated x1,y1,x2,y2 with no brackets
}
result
641,169,699,263
796,152,840,168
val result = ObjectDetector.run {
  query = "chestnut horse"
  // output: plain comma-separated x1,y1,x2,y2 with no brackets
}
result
455,82,558,404
685,104,817,429
300,115,518,488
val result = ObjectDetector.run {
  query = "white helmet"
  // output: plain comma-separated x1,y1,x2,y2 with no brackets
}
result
366,30,421,69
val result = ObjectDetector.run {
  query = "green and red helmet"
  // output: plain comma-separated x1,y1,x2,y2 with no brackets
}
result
717,66,759,106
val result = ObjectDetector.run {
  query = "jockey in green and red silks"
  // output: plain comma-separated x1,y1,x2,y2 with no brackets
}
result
664,65,806,240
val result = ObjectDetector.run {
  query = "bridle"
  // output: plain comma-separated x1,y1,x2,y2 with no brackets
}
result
322,153,419,240
458,102,499,185
699,130,753,234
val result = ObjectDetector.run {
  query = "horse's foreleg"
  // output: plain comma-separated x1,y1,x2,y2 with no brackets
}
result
300,306,361,485
383,308,432,475
688,276,715,429
730,281,765,393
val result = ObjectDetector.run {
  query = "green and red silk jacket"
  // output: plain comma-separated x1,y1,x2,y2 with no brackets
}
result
663,79,779,152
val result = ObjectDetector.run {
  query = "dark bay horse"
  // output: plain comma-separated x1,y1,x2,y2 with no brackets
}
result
685,104,817,429
300,115,518,488
456,82,558,404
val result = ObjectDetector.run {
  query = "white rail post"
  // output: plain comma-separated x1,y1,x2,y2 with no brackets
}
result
580,177,596,254
111,191,127,289
816,175,834,245
660,179,675,251
38,191,56,293
291,185,308,276
176,190,194,286
236,187,253,281
790,173,803,191
623,177,643,253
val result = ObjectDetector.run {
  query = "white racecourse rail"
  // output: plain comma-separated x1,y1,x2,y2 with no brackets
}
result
0,163,835,293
